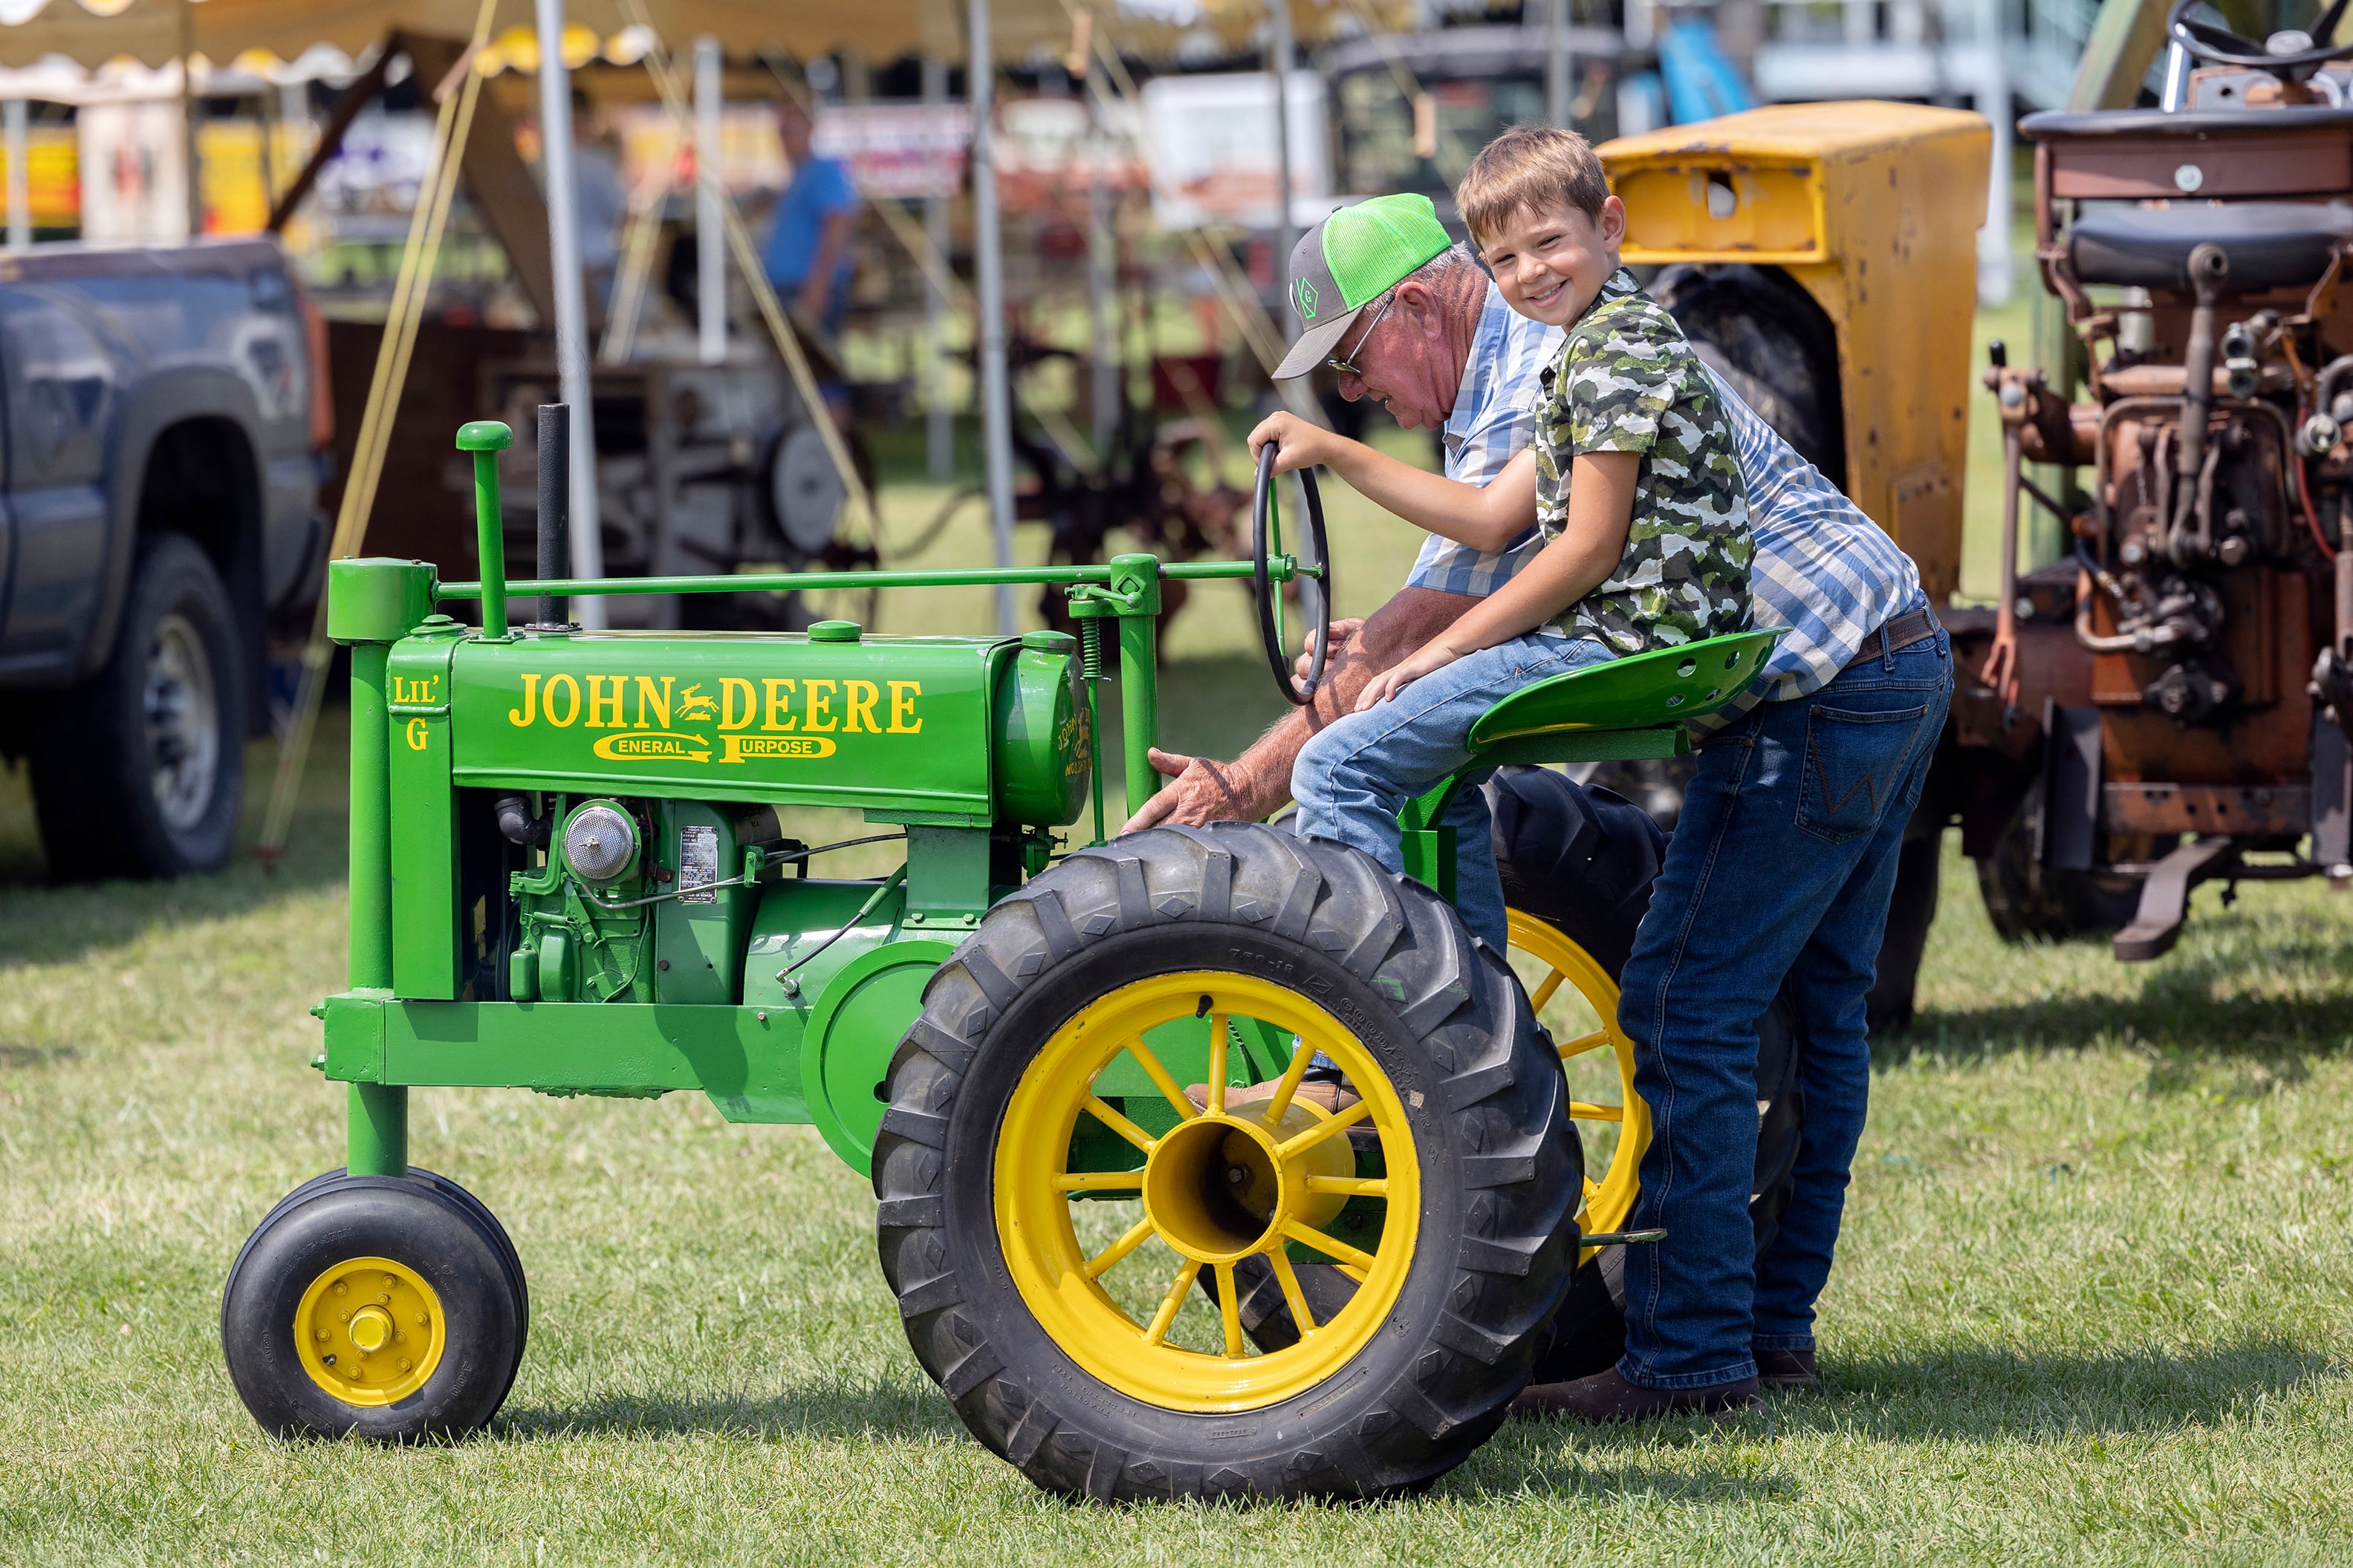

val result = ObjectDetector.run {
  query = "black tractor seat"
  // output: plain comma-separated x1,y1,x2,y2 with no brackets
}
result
2069,201,2353,293
2022,106,2353,142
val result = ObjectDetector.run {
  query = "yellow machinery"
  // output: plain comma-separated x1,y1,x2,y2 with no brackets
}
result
1601,103,1992,604
1593,102,1989,1027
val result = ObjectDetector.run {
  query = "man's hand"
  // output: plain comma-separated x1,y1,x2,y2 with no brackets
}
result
1247,411,1338,475
1295,618,1366,683
1126,588,1479,832
1123,748,1268,831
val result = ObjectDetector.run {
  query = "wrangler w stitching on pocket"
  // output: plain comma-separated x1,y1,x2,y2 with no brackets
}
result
1795,701,1932,845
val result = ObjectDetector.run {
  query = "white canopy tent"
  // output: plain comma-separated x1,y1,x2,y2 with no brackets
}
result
0,0,1414,631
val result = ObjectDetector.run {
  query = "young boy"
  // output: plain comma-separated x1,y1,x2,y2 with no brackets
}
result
1248,125,1753,951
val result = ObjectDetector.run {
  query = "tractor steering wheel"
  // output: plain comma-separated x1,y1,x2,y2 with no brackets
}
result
1253,443,1332,707
2169,0,2353,82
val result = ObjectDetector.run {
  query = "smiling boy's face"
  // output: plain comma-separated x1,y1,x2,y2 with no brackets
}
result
1476,195,1628,328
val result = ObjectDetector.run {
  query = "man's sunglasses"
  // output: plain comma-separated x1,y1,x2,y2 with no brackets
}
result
1326,290,1398,378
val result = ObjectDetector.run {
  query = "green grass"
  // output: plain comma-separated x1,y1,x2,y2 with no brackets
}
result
8,322,2353,1563
8,726,2353,1564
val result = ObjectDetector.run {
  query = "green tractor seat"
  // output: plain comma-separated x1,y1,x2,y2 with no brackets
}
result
1398,628,1785,900
1466,627,1784,767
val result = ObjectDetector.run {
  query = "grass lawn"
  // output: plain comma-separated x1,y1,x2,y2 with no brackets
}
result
8,319,2353,1563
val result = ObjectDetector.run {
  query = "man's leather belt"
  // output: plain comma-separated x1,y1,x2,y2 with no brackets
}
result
1844,605,1939,671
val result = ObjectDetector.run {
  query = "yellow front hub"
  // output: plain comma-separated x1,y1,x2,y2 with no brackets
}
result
1505,910,1650,1263
295,1256,445,1407
995,971,1419,1414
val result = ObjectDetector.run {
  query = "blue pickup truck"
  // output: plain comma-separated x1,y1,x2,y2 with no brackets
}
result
0,239,329,878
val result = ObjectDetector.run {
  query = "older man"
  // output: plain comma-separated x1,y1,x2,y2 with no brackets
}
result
1134,192,1952,1420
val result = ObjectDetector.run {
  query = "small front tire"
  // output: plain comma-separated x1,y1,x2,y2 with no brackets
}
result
221,1174,524,1441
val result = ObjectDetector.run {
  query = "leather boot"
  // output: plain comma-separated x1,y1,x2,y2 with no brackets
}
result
1510,1367,1762,1423
1755,1346,1820,1391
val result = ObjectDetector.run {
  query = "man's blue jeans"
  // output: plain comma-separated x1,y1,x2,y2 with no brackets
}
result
1294,633,1612,951
1616,625,1951,1389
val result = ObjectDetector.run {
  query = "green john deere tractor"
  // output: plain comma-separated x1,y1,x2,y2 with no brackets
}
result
220,418,1779,1500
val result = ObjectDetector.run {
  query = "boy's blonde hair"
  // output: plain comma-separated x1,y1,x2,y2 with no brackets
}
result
1455,125,1612,243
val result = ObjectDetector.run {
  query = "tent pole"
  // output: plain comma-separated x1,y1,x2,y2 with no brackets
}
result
533,0,608,622
1269,0,1295,331
924,52,952,481
970,0,1016,635
4,100,27,250
1085,56,1117,459
1545,0,1571,127
695,36,726,365
180,0,201,239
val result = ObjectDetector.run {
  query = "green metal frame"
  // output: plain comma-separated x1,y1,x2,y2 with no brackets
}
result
319,420,1777,1179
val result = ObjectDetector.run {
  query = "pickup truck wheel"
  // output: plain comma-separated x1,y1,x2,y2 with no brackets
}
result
28,533,244,879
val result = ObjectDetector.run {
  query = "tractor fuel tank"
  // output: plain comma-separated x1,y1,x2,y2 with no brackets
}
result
423,623,1085,828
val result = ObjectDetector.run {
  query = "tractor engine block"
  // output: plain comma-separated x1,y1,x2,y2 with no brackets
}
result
2086,402,2303,726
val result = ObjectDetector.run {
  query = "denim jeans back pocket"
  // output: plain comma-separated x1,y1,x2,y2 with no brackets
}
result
1795,701,1934,845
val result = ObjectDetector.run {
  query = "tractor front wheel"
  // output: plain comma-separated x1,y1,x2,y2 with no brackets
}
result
221,1173,525,1441
874,824,1580,1502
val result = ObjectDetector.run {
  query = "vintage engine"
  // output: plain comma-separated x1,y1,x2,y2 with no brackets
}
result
378,612,1090,1014
2079,317,2309,729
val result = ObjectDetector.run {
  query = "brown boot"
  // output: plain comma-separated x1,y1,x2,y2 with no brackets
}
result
1755,1347,1820,1392
1510,1367,1762,1424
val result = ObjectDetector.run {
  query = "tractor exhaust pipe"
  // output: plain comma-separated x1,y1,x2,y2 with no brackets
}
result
536,403,571,628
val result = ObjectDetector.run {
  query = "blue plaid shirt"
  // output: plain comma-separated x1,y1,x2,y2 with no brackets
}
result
1405,338,1921,713
1405,281,1562,596
1713,369,1924,718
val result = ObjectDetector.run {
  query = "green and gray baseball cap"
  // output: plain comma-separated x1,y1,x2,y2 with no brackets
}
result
1274,192,1453,380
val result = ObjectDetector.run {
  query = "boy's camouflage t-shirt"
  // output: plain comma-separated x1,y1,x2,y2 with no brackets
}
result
1531,268,1753,653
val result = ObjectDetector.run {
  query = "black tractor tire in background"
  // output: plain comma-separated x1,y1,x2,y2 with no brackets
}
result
1476,766,1808,1386
27,532,245,879
1652,262,1849,486
874,824,1581,1502
1579,261,1942,1029
1866,827,1943,1034
1975,796,2142,942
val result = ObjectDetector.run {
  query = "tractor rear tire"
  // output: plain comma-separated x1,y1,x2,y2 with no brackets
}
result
874,823,1580,1502
222,1173,524,1441
1865,827,1942,1033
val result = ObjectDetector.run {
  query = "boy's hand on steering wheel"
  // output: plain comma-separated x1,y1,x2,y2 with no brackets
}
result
1353,639,1463,712
1247,412,1334,475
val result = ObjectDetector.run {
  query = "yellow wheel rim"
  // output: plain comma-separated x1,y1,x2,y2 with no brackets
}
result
294,1256,446,1407
1505,910,1649,1265
994,970,1421,1414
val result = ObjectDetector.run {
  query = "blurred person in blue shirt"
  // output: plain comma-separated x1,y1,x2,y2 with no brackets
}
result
568,90,627,310
763,97,858,339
